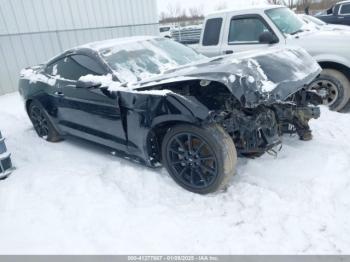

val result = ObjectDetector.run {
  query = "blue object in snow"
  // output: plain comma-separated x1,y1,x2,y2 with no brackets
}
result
0,130,13,179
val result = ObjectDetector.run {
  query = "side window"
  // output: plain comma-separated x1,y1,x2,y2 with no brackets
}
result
340,3,350,14
45,59,64,77
203,18,223,46
160,27,170,32
45,55,105,81
228,17,272,44
326,6,334,15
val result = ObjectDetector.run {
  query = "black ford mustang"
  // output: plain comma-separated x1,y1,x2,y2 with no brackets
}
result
19,36,322,194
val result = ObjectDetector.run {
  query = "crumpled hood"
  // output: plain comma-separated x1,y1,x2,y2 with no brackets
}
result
137,46,321,107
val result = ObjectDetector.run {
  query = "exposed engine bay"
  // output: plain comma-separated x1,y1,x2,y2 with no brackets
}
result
160,80,323,158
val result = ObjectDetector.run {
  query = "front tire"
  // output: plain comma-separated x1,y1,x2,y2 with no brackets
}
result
28,100,62,142
162,124,237,194
310,69,350,112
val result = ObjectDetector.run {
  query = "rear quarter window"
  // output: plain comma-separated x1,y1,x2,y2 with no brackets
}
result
202,18,223,46
340,3,350,14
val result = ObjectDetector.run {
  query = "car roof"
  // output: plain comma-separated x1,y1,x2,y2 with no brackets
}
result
206,4,284,17
46,36,161,65
78,35,160,52
338,0,350,4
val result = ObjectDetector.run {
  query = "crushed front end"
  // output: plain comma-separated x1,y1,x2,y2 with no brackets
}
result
206,88,321,157
134,46,323,160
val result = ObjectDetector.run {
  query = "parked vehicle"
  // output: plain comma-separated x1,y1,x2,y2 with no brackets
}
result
315,0,350,26
159,26,173,38
19,36,322,194
299,14,350,31
0,131,13,179
195,5,350,112
171,25,202,44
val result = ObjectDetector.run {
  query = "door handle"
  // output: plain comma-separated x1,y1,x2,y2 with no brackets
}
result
54,91,64,97
339,16,345,19
224,50,234,54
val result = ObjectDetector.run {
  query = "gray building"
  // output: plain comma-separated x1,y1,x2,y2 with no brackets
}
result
0,0,159,95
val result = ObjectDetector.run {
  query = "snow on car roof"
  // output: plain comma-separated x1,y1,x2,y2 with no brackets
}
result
79,36,160,51
206,4,284,16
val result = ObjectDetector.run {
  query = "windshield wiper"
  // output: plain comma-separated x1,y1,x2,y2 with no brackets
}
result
290,29,305,35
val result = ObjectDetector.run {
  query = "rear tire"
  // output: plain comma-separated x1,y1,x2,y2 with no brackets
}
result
311,69,350,112
162,124,237,194
28,100,62,142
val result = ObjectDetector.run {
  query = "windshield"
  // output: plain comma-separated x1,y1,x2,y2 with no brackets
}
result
265,7,305,35
100,38,205,83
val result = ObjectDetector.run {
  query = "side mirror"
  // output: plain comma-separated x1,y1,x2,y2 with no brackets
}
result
259,31,278,44
76,80,102,89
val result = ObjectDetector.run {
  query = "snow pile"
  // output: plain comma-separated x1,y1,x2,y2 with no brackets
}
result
20,68,57,86
78,74,172,96
98,37,204,83
247,59,277,92
0,93,350,254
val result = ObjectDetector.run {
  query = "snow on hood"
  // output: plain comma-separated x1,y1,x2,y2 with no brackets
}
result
286,29,350,50
20,43,320,105
140,46,319,88
76,46,320,106
323,24,350,31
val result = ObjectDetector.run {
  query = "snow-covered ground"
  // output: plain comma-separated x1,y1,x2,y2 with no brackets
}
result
0,92,349,254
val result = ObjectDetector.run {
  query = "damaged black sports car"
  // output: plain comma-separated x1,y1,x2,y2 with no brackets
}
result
19,36,322,194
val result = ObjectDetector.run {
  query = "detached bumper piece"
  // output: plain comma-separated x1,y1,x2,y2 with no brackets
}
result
0,131,13,179
217,107,281,157
273,104,321,141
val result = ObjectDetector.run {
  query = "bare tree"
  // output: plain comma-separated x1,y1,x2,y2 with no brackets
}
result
266,0,286,4
311,0,338,10
215,1,228,11
287,0,294,8
159,3,204,24
166,3,183,18
160,11,168,21
300,0,310,6
265,0,339,13
188,6,204,18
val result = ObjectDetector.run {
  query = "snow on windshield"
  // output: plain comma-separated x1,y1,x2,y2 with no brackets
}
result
266,7,306,35
99,38,205,83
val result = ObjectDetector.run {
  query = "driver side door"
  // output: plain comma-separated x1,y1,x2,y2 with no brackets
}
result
46,54,128,151
220,14,282,54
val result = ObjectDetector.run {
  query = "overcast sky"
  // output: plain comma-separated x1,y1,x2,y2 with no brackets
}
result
157,0,267,15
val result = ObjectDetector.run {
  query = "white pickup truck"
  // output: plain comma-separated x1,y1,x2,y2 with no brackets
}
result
195,5,350,112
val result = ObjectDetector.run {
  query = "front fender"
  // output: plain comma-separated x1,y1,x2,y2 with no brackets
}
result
314,53,350,70
117,91,211,166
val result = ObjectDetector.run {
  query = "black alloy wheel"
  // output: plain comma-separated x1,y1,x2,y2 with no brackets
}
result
30,105,50,139
28,100,62,142
162,124,237,194
166,132,218,189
